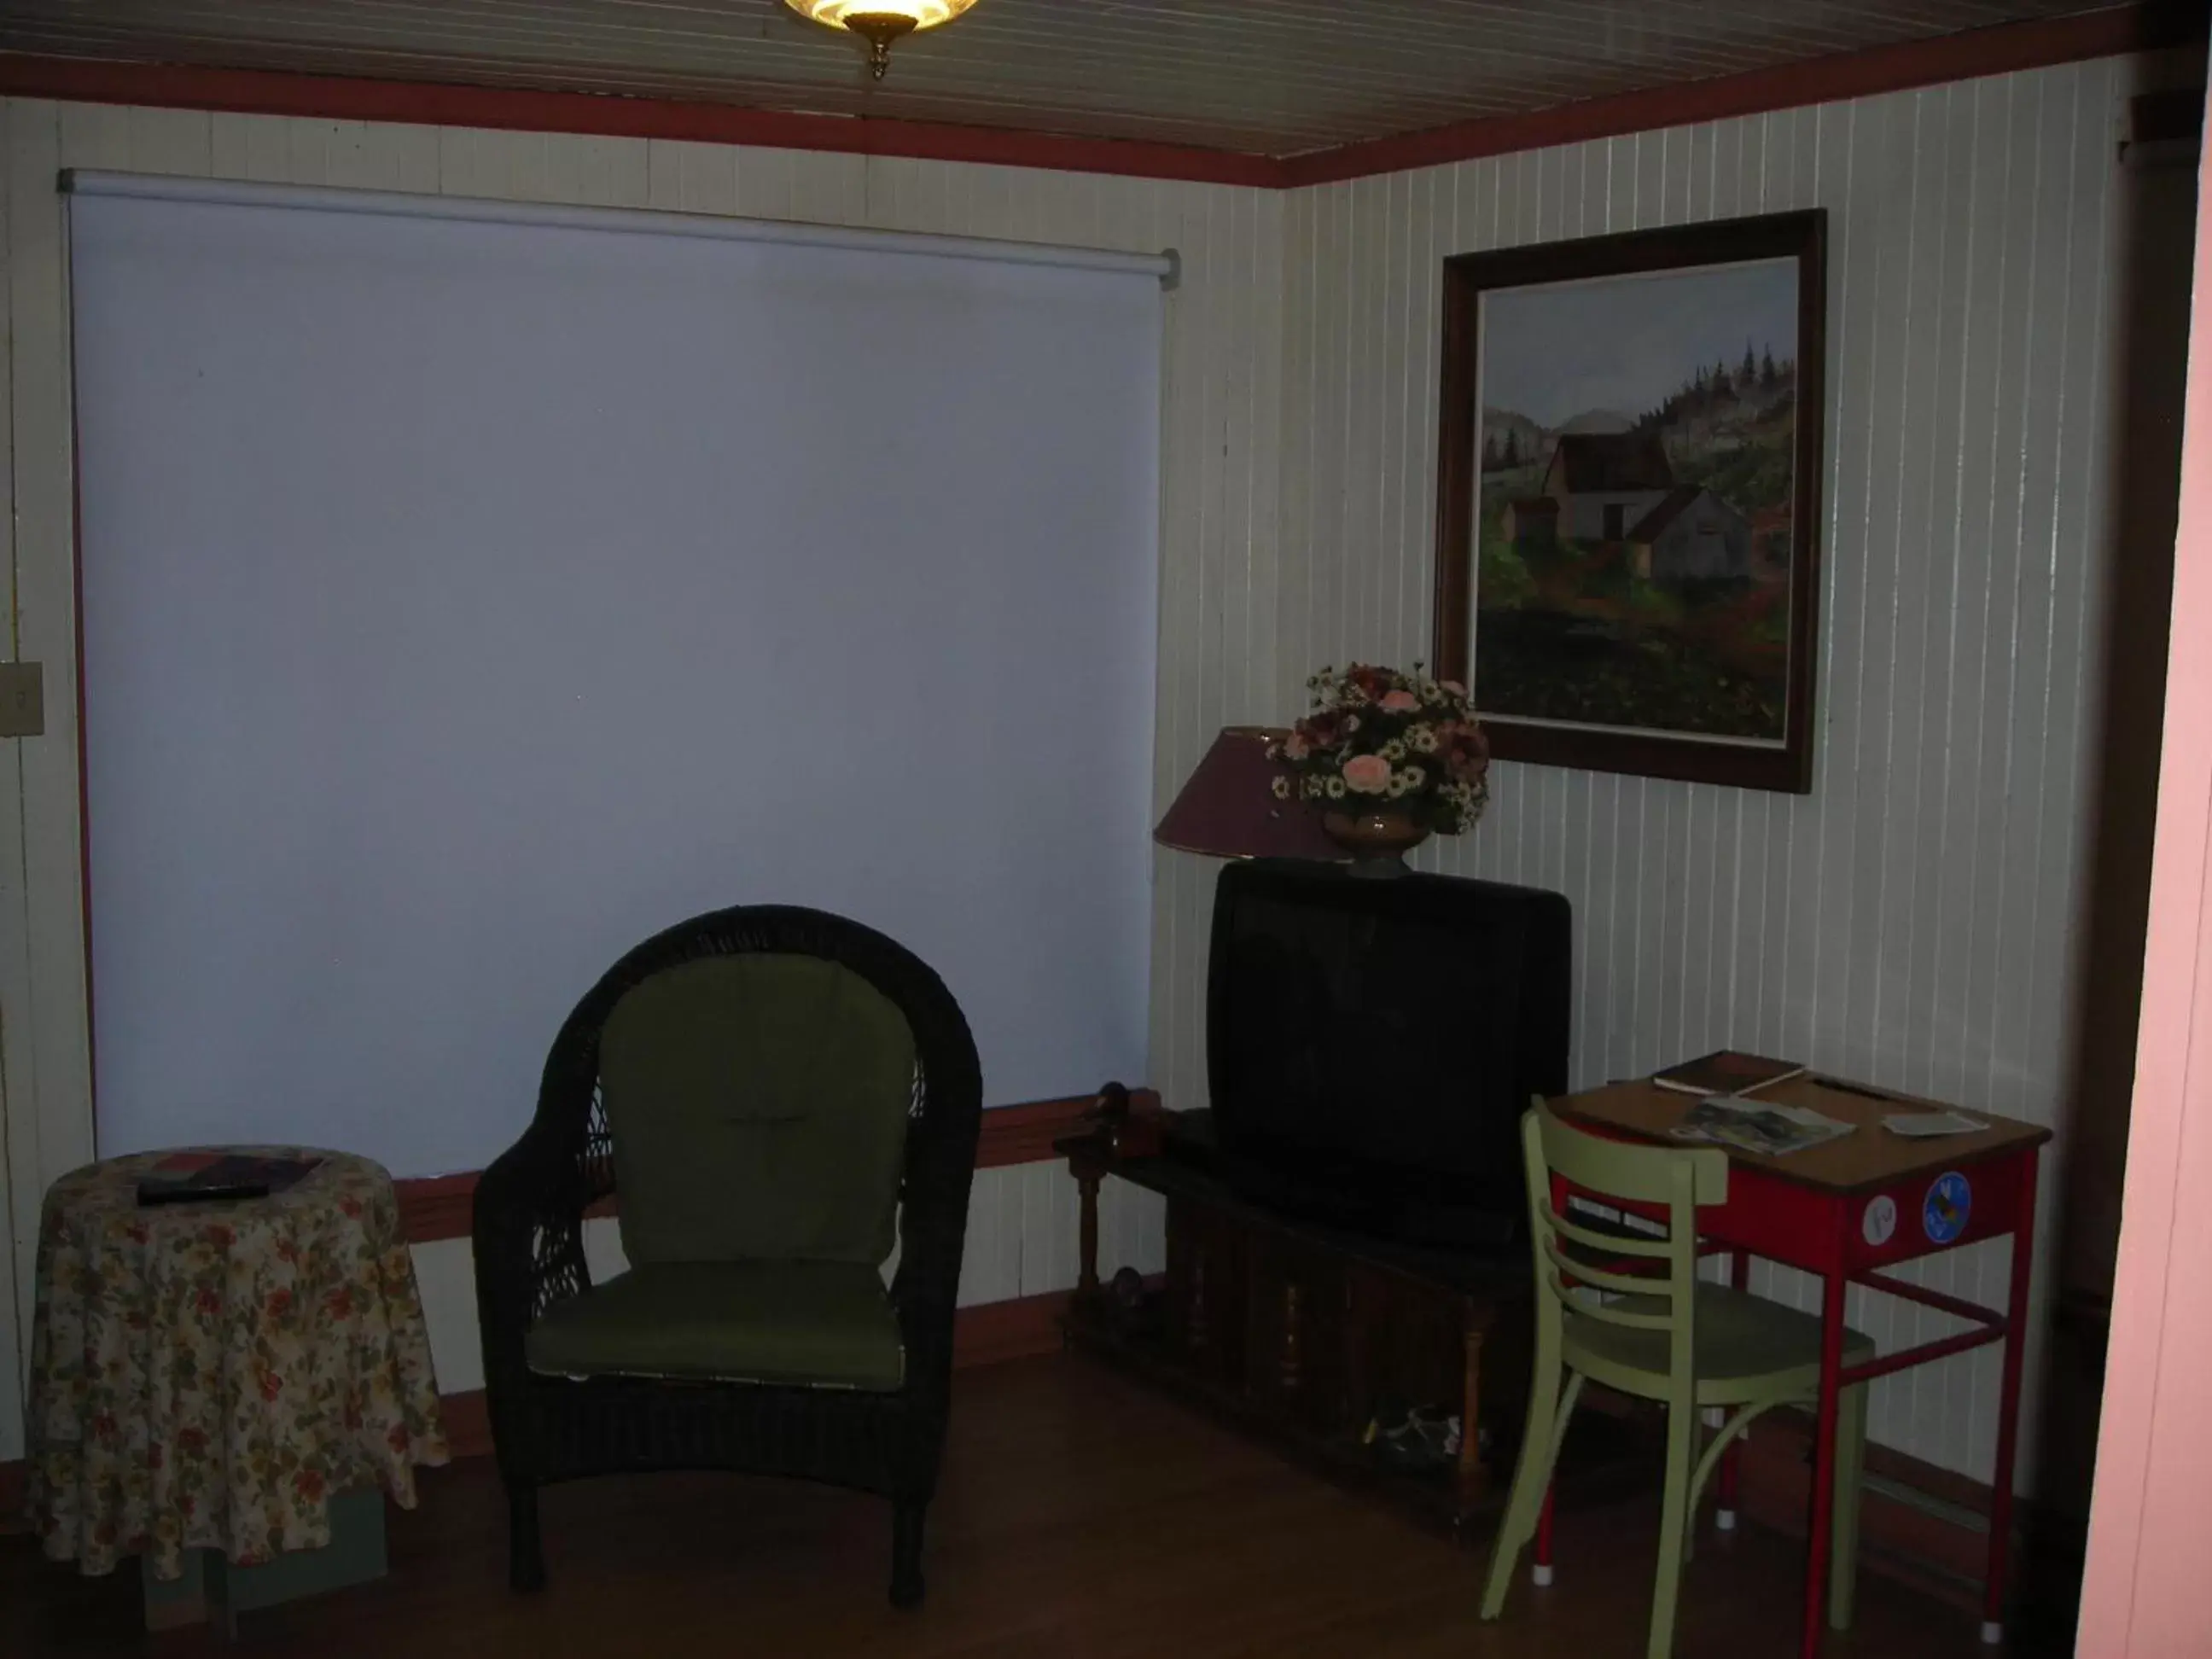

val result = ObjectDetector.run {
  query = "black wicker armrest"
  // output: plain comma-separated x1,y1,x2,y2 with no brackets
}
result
473,1118,598,1420
888,1052,981,1400
888,1219,967,1395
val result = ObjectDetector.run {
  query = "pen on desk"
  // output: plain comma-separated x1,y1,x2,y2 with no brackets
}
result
1810,1075,1903,1103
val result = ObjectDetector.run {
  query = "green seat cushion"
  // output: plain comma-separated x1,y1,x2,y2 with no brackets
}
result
599,954,915,1266
524,1260,905,1390
1564,1283,1875,1394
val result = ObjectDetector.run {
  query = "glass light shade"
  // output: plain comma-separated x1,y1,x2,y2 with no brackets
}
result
784,0,980,29
784,0,980,78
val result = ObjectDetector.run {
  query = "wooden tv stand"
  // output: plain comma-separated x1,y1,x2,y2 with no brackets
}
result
1058,1110,1555,1539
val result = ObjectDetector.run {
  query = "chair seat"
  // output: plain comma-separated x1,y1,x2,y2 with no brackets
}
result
525,1260,905,1391
1564,1283,1875,1403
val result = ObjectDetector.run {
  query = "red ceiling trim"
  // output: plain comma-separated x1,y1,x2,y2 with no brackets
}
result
0,52,1284,189
0,5,2195,195
1282,5,2204,188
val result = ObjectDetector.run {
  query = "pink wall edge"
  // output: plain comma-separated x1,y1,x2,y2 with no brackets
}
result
2077,73,2212,1658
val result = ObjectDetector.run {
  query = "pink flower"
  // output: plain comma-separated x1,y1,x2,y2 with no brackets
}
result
1446,733,1490,781
1281,733,1308,761
1379,690,1419,713
1342,754,1392,795
1441,680,1467,696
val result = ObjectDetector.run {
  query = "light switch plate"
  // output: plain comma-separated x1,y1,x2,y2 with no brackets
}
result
0,661,44,737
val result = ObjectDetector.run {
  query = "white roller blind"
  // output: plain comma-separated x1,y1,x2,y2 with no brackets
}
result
70,181,1161,1177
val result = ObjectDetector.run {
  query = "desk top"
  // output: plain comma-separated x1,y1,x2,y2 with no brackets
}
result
1554,1075,2051,1196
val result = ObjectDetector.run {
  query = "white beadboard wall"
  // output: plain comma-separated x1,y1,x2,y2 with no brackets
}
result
0,101,1286,1454
0,51,2165,1491
1276,54,2144,1486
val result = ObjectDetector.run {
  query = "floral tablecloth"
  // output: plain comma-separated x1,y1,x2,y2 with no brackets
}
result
25,1148,449,1579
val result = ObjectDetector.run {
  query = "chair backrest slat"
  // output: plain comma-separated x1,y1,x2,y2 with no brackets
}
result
1520,1098,1726,1398
1548,1208,1674,1260
1540,1235,1674,1301
1534,1103,1729,1207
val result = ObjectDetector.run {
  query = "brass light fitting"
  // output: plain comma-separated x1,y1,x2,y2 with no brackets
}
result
782,1,981,80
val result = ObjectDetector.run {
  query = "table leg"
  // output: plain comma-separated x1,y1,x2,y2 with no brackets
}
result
1801,1266,1848,1659
1187,1236,1209,1356
1459,1314,1487,1497
1982,1147,2040,1646
1076,1168,1102,1301
1719,1249,1749,1530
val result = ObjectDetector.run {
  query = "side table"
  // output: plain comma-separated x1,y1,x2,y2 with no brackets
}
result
25,1147,448,1627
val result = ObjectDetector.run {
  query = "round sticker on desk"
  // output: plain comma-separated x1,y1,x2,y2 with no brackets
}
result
1923,1172,1972,1245
1861,1195,1898,1247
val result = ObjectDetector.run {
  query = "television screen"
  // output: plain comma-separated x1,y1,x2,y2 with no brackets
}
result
1206,860,1570,1248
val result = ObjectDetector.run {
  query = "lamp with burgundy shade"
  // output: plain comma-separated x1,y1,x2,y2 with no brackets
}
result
1151,726,1347,864
1157,669,1489,875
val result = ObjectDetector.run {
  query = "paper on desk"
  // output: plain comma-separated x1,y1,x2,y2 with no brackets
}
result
1881,1110,1986,1138
1668,1094,1854,1157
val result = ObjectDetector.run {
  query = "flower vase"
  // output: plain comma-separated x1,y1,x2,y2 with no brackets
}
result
1321,807,1429,876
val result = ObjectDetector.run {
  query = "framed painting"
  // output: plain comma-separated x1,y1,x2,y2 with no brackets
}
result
1431,210,1826,793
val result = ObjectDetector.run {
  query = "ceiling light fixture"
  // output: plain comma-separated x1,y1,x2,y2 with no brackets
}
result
783,1,981,81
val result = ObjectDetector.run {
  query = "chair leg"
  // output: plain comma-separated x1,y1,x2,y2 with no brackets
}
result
889,1499,928,1609
1534,1483,1556,1586
506,1478,546,1593
1481,1358,1576,1618
1646,1400,1698,1659
1828,1384,1868,1632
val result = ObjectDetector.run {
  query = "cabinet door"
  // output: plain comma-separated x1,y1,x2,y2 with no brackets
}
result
1166,1197,1246,1387
1237,1234,1351,1431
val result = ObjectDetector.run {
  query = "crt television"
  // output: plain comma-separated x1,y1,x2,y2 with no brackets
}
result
1203,859,1571,1249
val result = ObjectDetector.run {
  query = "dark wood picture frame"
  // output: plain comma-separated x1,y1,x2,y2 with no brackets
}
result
1431,210,1827,793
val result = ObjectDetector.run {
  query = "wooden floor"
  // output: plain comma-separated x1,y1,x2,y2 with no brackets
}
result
5,1354,2043,1657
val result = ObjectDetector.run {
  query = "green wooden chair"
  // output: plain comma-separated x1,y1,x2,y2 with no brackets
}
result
1479,1101,1871,1659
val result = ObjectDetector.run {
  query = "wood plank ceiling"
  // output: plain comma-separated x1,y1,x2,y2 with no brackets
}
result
0,1,2135,158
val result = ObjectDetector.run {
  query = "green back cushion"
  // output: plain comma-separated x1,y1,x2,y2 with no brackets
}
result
599,954,915,1266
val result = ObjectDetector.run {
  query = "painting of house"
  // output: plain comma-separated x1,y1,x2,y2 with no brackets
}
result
1538,430,1675,541
1627,486,1753,580
1501,497,1558,548
1749,506,1793,577
1469,252,1803,747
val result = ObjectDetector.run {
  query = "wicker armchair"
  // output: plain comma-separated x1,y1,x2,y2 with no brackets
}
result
472,905,982,1606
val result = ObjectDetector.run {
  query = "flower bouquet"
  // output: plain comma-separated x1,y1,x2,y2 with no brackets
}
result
1271,664,1490,859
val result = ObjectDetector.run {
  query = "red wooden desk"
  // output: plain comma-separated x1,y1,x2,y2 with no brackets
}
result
1556,1077,2051,1656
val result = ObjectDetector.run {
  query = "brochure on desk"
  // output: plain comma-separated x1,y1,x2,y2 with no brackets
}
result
1668,1094,1852,1158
